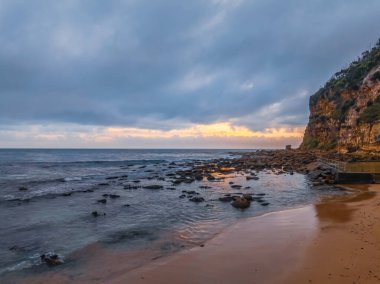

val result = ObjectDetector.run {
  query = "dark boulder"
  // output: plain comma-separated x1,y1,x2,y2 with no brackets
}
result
231,197,251,209
231,184,242,189
143,185,163,190
91,211,106,217
242,194,253,201
40,254,64,266
189,196,205,202
246,176,259,180
109,194,121,198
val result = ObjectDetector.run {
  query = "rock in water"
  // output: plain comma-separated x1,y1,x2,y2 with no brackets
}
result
91,211,106,217
231,184,242,189
246,175,259,180
231,197,251,209
40,254,64,266
189,196,205,202
143,185,163,190
109,194,121,198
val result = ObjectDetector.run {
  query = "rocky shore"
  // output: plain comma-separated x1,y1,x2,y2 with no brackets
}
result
3,148,379,282
160,149,379,209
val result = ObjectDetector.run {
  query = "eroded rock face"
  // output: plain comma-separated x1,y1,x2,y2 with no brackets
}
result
300,43,380,153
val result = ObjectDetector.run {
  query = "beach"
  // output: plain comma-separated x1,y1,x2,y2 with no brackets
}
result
111,184,380,284
10,184,379,284
1,149,379,283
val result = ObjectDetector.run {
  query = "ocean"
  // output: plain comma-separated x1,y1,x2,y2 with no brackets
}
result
0,149,343,276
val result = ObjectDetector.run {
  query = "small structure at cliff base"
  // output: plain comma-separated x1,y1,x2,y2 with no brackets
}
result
319,158,380,183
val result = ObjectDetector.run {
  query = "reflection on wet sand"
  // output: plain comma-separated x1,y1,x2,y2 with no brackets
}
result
315,185,376,223
286,184,380,284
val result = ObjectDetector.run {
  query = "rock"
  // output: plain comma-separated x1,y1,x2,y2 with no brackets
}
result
231,197,251,209
189,196,205,202
97,199,107,204
102,194,109,197
123,204,130,207
109,194,121,198
179,194,186,198
40,254,64,266
231,185,242,189
199,186,212,189
261,202,270,206
105,176,119,180
91,211,106,217
124,185,140,190
194,175,203,181
246,176,259,180
143,185,163,190
167,187,176,190
18,187,28,191
242,194,253,201
207,176,216,181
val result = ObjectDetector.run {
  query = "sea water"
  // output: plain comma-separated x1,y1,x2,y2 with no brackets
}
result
0,149,343,275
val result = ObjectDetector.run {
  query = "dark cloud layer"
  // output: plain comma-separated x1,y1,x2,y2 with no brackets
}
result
0,0,380,131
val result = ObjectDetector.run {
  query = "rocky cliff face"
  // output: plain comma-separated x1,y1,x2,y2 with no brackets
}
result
301,40,380,153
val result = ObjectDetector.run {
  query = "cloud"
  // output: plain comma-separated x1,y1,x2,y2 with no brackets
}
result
0,122,304,148
0,0,379,147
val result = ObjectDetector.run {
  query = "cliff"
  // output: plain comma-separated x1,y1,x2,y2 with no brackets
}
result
301,39,380,153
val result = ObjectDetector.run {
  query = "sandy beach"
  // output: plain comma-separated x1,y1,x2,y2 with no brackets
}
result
112,184,380,284
12,184,380,284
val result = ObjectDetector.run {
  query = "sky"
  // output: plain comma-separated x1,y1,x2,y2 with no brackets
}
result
0,0,380,148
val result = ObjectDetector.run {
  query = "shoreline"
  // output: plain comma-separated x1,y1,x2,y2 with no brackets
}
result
13,205,318,284
108,184,380,284
15,183,380,284
10,184,378,284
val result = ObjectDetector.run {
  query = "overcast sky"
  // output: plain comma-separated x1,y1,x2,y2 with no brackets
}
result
0,0,379,148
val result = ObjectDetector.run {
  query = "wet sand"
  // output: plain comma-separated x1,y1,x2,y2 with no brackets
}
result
12,184,380,284
112,185,380,284
285,184,380,283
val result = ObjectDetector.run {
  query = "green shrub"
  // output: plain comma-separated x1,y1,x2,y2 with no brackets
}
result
358,103,380,124
301,135,319,149
311,38,380,102
317,140,337,150
372,71,380,81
